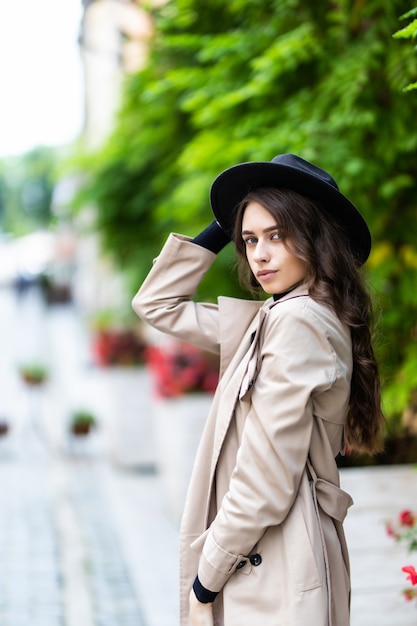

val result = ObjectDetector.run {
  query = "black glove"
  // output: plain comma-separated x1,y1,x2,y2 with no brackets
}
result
192,220,231,254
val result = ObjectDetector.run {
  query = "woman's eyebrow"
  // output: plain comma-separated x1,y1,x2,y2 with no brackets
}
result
242,225,280,235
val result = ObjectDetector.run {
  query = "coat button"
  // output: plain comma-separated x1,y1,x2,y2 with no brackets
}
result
236,560,247,570
249,553,262,566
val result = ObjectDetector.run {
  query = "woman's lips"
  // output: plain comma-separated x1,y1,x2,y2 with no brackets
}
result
257,270,277,280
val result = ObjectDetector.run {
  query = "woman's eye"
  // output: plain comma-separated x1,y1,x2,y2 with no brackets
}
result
244,237,257,245
271,232,282,240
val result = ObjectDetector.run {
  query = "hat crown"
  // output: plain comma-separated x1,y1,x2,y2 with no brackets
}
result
272,154,339,191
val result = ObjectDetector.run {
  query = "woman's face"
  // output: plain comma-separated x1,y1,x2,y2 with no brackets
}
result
241,200,307,295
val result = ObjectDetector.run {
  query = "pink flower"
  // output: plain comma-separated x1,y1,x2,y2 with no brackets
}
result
402,565,417,585
385,522,399,539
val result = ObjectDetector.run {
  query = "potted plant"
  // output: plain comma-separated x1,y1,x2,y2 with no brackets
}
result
0,419,10,437
145,338,219,523
69,410,97,436
40,271,72,305
90,308,147,367
19,362,48,386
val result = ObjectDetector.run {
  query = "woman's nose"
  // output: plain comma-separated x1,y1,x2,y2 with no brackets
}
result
253,240,270,262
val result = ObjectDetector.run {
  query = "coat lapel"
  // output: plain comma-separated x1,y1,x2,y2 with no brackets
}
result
209,302,269,493
209,286,310,505
218,296,264,378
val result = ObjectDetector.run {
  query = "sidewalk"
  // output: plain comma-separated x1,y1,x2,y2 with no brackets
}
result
0,448,178,626
1,448,417,626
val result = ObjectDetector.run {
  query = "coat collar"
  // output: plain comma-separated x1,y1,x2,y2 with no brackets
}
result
269,282,309,308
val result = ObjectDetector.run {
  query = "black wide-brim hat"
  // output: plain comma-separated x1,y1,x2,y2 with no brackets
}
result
210,153,371,266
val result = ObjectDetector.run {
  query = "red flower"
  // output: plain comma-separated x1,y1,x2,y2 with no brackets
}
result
145,340,219,398
399,510,415,528
402,565,417,585
92,329,147,366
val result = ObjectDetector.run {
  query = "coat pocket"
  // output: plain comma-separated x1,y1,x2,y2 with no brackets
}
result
281,473,324,593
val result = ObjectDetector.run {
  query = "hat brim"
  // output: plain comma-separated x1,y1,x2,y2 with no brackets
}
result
210,161,371,265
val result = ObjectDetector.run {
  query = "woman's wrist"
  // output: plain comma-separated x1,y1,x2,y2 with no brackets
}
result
192,575,218,604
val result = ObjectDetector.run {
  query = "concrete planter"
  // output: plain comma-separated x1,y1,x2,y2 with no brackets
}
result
153,393,212,525
103,367,156,470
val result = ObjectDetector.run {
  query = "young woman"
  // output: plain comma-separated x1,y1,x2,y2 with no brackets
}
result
132,154,384,626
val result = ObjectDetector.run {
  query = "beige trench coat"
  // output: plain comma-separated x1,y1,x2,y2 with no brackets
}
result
133,234,354,626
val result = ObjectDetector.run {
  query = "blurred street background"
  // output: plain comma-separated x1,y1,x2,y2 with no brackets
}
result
1,1,417,625
0,274,179,626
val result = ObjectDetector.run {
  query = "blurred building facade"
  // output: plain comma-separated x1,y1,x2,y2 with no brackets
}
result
79,0,153,150
70,0,155,317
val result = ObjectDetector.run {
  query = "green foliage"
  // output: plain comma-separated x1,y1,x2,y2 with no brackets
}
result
0,147,57,235
71,0,417,430
393,6,417,90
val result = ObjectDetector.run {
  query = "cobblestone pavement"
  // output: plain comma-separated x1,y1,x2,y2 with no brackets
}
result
67,465,146,626
0,448,178,626
0,456,64,626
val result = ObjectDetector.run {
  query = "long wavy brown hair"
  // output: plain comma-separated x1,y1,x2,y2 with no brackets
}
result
233,187,384,455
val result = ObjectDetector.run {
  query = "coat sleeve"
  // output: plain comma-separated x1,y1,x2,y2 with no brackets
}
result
197,301,339,592
132,233,221,354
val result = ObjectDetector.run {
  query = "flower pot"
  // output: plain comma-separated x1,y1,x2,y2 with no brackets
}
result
20,372,48,386
71,422,94,436
153,393,213,525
